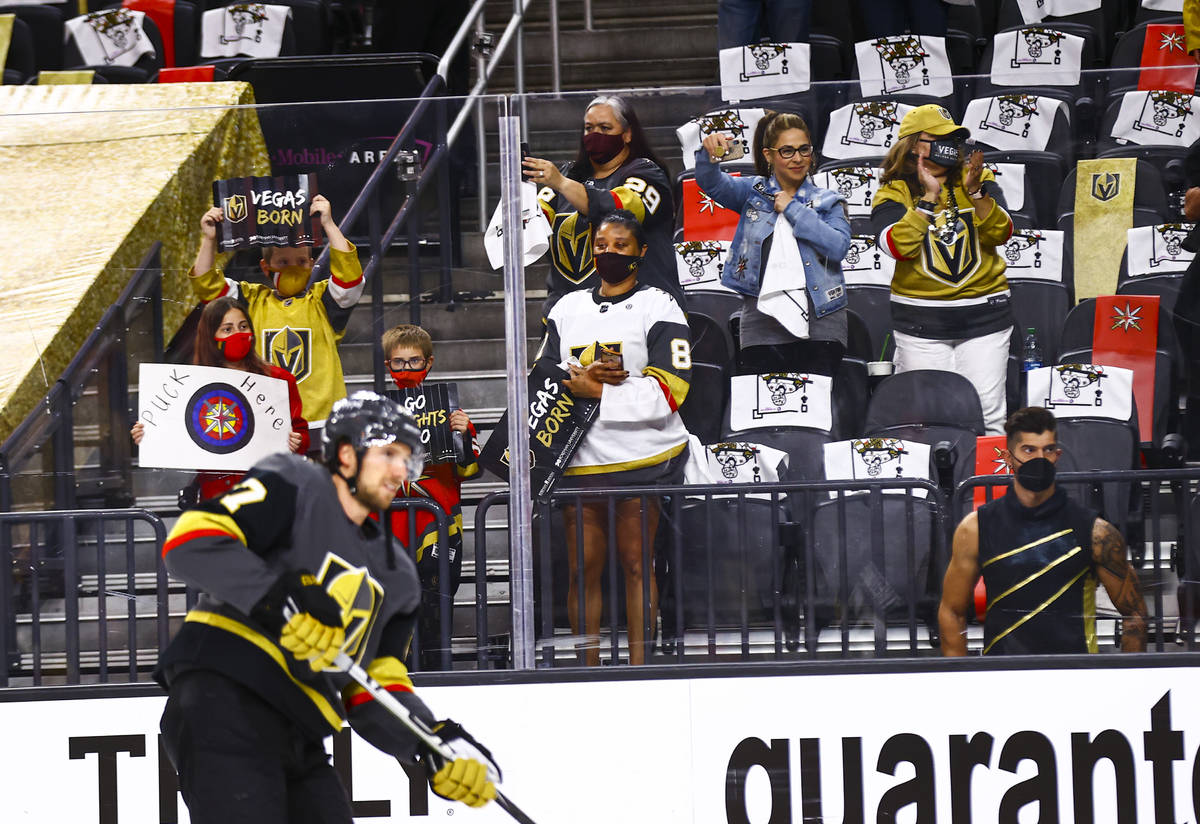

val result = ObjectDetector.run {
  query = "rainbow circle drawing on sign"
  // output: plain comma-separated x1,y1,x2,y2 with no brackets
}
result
185,383,256,454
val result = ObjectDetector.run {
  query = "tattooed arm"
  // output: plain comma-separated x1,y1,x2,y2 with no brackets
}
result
1092,518,1148,652
939,512,982,656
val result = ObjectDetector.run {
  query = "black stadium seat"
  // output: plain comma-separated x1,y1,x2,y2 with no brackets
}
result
1056,158,1170,232
2,14,35,84
864,369,987,490
0,3,64,70
63,10,164,79
1106,19,1195,100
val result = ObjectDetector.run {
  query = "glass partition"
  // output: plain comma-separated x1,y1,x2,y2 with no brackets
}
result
0,64,1198,685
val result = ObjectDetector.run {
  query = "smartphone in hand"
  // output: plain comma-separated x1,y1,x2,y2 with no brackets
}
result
597,344,623,370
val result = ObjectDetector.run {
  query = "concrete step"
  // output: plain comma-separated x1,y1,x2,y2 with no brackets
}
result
487,0,718,29
338,336,542,374
341,294,547,343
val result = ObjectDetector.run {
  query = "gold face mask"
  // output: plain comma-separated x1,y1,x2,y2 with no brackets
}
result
271,264,311,297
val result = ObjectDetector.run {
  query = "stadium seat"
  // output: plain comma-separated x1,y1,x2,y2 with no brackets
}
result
981,150,1068,228
0,4,64,71
845,283,895,362
2,15,35,84
1106,19,1196,100
264,0,331,55
1117,222,1195,314
1056,158,1170,232
199,3,297,60
849,38,957,106
1024,362,1142,533
1133,4,1184,26
963,92,1078,164
63,10,164,79
1058,297,1183,450
679,361,729,446
1095,92,1199,158
820,97,920,163
809,492,942,642
1010,279,1072,365
974,22,1101,129
674,497,793,629
121,0,200,68
684,291,742,329
687,310,736,370
995,0,1109,61
864,369,987,491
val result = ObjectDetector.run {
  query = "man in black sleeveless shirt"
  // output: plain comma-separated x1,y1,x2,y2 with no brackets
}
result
939,407,1148,655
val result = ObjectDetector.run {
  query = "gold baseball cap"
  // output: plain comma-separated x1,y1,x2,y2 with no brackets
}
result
898,104,970,140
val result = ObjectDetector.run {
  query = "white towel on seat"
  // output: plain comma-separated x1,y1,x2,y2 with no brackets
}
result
65,10,155,68
200,3,291,59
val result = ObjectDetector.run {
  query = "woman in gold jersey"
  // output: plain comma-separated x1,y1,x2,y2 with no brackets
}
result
872,104,1015,435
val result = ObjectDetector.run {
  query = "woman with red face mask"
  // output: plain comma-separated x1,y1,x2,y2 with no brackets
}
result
132,297,309,505
522,95,683,317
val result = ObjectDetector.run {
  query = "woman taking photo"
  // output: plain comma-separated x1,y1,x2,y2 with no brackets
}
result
695,110,851,375
133,296,309,503
537,210,692,666
523,94,682,315
871,104,1014,435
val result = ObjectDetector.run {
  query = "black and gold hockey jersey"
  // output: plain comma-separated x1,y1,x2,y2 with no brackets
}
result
872,174,1014,339
536,156,682,313
190,246,364,423
977,488,1100,655
538,282,691,474
154,452,434,754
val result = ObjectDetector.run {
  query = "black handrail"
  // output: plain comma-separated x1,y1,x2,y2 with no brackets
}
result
0,242,165,513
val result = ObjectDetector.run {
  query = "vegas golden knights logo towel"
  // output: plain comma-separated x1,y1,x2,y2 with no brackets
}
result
1073,158,1136,299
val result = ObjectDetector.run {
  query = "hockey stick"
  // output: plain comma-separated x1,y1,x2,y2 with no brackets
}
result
331,653,539,824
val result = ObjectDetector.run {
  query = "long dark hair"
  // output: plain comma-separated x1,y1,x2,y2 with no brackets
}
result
194,296,271,375
566,95,667,182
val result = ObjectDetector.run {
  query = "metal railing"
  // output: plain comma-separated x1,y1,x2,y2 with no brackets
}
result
475,477,950,666
5,468,1200,686
2,499,457,686
0,509,167,688
954,468,1200,654
0,243,165,514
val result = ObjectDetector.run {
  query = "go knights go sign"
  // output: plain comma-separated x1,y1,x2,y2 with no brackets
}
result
212,173,325,251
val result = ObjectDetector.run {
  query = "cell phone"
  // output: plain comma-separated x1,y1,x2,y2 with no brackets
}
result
721,139,746,161
520,141,531,162
598,345,623,370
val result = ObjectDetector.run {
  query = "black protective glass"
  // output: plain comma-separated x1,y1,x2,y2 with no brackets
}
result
768,144,814,159
388,356,428,370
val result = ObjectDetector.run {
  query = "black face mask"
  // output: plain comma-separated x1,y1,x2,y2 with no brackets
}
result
1012,456,1056,493
593,252,640,284
926,138,962,168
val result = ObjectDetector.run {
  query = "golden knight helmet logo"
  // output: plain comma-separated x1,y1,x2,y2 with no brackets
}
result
223,194,248,223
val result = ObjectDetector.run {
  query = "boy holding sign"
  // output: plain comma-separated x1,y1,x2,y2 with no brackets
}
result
381,324,480,669
189,188,363,426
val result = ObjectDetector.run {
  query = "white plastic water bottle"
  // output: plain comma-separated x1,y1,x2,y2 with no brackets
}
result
1021,327,1043,371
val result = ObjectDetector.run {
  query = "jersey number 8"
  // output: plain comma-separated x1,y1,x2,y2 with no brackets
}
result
670,338,692,370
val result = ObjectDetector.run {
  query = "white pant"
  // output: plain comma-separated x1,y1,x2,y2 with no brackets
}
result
893,327,1012,435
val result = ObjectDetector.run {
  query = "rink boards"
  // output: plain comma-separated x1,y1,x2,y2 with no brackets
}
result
2,657,1200,823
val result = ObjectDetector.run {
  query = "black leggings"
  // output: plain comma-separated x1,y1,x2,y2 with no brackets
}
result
160,671,353,824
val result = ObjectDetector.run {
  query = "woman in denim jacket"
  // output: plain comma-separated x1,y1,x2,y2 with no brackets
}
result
696,111,851,375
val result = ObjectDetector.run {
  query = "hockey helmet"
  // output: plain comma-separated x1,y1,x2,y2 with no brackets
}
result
322,391,425,482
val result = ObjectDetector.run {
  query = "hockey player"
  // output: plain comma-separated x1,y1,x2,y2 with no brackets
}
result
154,392,498,822
522,95,683,315
537,209,692,665
381,323,480,669
189,194,363,425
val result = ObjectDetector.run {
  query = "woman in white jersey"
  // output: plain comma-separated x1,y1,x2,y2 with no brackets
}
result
537,210,693,665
